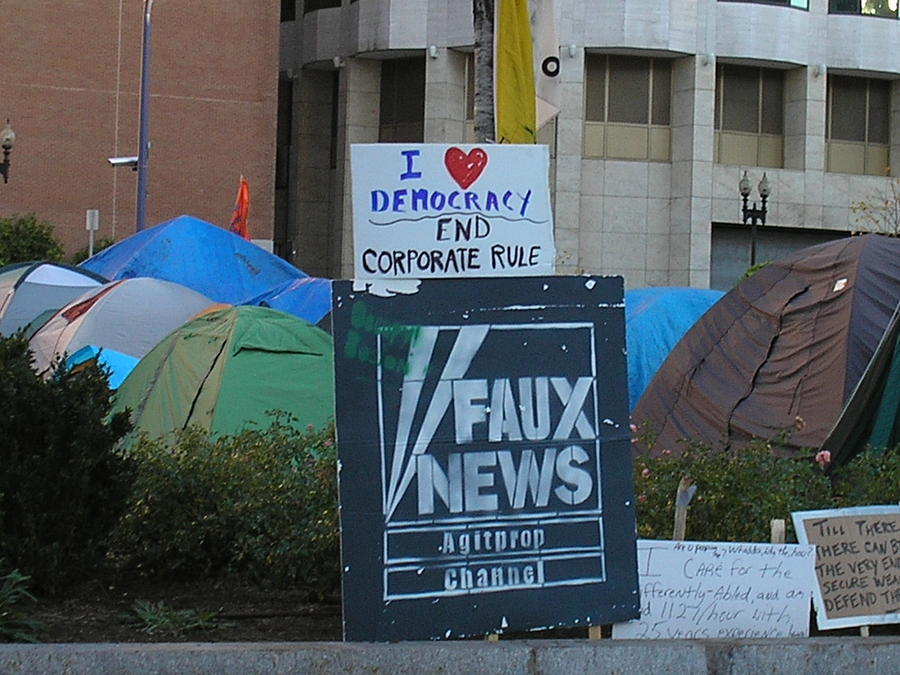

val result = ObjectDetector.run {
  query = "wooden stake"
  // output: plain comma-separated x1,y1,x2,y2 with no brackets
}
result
588,625,603,640
486,633,499,642
672,476,696,541
860,625,870,637
770,518,786,544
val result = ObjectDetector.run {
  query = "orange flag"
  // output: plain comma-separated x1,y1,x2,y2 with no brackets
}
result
229,176,250,240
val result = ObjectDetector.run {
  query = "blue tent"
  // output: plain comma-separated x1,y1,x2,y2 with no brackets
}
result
242,276,332,327
625,287,724,411
80,214,306,304
66,345,139,389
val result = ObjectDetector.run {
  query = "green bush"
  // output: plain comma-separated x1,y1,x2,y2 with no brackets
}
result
0,563,42,643
0,213,63,266
111,418,340,596
633,438,899,543
0,334,133,595
70,237,116,265
830,449,900,507
632,439,833,543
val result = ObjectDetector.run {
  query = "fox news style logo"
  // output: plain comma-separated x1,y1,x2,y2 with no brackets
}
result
378,322,606,600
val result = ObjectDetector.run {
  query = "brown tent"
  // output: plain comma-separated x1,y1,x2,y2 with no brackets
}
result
632,234,900,457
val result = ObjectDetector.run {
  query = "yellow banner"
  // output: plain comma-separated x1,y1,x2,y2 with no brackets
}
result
495,0,536,144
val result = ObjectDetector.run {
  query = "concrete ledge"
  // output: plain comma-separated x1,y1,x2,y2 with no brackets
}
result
1,638,898,674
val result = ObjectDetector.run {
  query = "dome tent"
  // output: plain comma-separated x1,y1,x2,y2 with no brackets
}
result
28,277,215,374
112,305,334,445
632,234,900,460
80,214,306,304
625,286,723,411
242,276,333,329
0,261,106,336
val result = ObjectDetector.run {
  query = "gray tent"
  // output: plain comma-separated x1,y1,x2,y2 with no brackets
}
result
0,261,106,336
28,277,215,373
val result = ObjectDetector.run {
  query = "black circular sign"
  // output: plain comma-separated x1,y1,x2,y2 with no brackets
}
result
541,56,560,78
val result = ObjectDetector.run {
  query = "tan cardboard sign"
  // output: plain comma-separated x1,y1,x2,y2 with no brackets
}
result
793,506,900,630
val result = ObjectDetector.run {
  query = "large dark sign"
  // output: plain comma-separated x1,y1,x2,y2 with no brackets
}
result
332,276,639,641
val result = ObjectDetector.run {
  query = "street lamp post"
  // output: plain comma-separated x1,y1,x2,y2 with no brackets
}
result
739,170,770,267
0,120,16,184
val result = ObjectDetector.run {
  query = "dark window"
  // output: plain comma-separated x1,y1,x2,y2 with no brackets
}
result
828,75,890,144
379,58,425,143
718,0,809,8
584,55,670,125
281,0,296,22
716,65,784,135
829,0,898,17
304,0,341,13
608,56,649,124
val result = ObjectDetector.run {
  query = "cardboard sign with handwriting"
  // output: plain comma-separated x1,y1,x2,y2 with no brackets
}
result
350,144,555,279
792,505,900,630
612,540,816,639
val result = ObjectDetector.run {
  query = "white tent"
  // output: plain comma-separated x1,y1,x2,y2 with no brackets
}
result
0,261,106,336
29,277,215,373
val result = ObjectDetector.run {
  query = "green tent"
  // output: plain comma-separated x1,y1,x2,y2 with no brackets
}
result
113,305,334,443
820,302,900,466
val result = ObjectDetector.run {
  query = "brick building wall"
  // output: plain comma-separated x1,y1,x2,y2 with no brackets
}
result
2,1,280,256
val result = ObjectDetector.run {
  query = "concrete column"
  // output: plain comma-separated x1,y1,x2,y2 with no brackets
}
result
424,47,467,143
556,46,585,274
784,66,826,174
787,65,827,228
891,80,900,179
337,57,381,277
669,54,715,287
292,68,338,278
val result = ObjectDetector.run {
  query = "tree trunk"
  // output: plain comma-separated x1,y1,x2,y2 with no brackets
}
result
473,0,494,143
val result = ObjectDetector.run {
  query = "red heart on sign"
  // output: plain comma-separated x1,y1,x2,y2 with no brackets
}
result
444,147,488,190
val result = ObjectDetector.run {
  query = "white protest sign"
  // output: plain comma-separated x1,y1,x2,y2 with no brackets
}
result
350,143,555,279
612,539,816,639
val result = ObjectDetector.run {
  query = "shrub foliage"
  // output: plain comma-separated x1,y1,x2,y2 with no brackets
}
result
0,213,64,266
633,439,900,543
111,418,340,596
0,335,133,594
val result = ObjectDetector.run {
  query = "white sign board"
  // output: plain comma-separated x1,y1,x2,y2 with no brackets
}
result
612,539,816,640
350,144,555,279
792,505,900,630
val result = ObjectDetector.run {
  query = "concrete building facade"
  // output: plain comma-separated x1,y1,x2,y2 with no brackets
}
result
279,0,900,290
2,2,280,256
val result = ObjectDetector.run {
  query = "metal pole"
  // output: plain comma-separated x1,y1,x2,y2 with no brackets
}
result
750,210,757,268
136,0,154,232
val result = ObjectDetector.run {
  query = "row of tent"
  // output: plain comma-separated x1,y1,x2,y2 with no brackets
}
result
631,233,900,467
2,214,898,467
0,215,335,445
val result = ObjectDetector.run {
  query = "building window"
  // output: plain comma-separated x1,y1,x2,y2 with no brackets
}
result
584,55,671,161
281,0,296,22
718,1,809,9
304,0,341,13
714,64,784,168
379,58,425,143
827,76,890,176
829,1,899,18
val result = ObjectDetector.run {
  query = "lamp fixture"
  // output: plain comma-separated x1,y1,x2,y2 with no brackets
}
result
0,120,15,184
